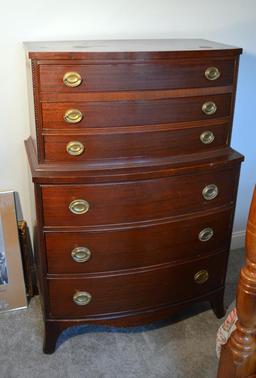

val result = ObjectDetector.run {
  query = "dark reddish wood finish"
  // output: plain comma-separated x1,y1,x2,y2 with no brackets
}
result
39,59,235,92
24,39,242,60
41,94,231,129
43,122,230,162
217,188,256,378
25,39,241,164
45,207,233,273
25,138,243,184
39,86,233,103
24,39,243,354
43,286,225,353
48,251,227,318
41,166,239,227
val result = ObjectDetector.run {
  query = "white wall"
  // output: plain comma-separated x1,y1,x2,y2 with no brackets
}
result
0,0,255,233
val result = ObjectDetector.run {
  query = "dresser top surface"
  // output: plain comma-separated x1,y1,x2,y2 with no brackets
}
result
24,39,242,60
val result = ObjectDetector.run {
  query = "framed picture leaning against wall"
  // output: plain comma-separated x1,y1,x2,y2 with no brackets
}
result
0,191,27,313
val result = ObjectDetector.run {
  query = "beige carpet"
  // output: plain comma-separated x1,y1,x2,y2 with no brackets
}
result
0,249,244,378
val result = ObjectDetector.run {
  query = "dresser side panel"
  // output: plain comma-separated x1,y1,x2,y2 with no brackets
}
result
25,58,37,153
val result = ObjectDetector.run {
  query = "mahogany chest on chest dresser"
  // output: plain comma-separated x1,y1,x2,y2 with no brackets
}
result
24,39,244,353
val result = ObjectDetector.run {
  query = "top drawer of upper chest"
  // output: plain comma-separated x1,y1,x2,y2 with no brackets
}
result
37,59,236,93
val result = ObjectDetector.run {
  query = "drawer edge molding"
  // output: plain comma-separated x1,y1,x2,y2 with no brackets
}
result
42,117,231,135
25,137,244,184
42,203,235,232
40,86,234,103
46,248,229,279
45,286,224,322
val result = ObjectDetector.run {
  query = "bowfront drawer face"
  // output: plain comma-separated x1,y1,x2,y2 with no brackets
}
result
47,252,227,318
41,167,238,227
45,209,233,273
43,123,229,162
41,94,232,130
39,60,235,93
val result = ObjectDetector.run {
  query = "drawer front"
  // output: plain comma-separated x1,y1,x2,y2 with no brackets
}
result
41,167,238,227
41,94,231,129
44,123,229,162
47,252,227,318
39,60,235,93
45,208,233,273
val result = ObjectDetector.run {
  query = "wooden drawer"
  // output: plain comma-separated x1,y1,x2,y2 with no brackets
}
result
41,166,239,227
39,60,235,93
43,122,229,162
41,94,231,130
45,208,233,273
47,252,227,318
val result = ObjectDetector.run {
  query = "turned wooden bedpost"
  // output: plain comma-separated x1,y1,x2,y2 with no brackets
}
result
217,187,256,378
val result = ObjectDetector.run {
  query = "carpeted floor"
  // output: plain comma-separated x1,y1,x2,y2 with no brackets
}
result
0,248,244,378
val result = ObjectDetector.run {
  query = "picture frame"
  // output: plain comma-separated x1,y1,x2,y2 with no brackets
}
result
0,190,27,313
18,220,38,299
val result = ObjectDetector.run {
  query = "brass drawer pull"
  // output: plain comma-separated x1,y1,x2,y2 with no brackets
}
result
73,291,92,306
63,71,82,87
202,101,217,116
200,130,215,144
71,247,91,263
205,67,221,81
194,270,209,284
64,109,83,124
69,199,90,214
198,227,214,242
66,141,85,156
202,184,219,201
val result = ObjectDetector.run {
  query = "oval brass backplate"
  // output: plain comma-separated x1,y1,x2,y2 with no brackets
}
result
198,227,214,242
63,71,82,87
69,199,90,215
202,184,219,201
200,130,215,145
64,109,83,124
194,270,209,284
73,291,92,306
202,101,217,116
205,67,221,81
71,247,91,263
66,141,85,156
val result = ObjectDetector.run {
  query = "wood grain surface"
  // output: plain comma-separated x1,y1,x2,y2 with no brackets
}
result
45,207,234,273
39,59,235,92
41,94,232,129
41,166,238,227
43,122,230,162
24,39,243,353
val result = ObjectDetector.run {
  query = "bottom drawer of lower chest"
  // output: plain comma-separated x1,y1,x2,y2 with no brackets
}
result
47,252,227,318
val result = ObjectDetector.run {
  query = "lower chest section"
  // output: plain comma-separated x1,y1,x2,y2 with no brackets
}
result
36,160,241,319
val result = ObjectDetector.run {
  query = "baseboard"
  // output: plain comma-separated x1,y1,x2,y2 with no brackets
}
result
230,230,246,250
